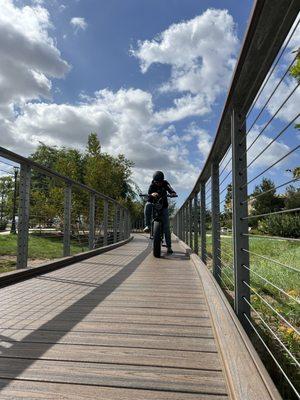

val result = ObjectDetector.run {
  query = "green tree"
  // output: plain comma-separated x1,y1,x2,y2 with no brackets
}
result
251,178,284,216
290,50,300,130
0,176,14,222
27,134,139,229
284,185,300,209
87,132,101,157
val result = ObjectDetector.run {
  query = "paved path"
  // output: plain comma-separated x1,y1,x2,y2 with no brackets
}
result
0,234,228,399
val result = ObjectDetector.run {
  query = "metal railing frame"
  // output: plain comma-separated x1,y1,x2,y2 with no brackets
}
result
173,0,299,329
0,146,131,269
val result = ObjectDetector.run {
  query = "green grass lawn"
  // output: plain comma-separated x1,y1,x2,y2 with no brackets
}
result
0,234,89,273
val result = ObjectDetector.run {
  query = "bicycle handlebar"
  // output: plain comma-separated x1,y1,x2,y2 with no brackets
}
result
139,193,178,198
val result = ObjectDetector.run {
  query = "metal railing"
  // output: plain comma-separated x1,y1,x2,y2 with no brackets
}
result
0,146,131,270
173,1,299,398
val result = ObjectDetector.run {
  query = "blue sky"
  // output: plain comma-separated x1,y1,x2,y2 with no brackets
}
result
0,0,299,206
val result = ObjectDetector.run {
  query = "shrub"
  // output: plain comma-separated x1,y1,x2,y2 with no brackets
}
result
259,213,300,238
0,220,8,231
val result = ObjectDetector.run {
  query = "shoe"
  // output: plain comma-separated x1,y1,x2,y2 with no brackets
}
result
143,226,150,233
167,247,173,254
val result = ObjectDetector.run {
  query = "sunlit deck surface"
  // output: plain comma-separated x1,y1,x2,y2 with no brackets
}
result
0,235,279,399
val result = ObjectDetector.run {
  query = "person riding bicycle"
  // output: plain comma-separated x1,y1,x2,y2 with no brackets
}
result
143,171,177,254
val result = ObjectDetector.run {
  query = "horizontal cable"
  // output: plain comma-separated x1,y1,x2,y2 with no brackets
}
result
216,265,235,286
242,54,299,141
219,170,232,188
220,248,234,259
242,17,300,123
247,111,300,169
221,240,232,248
242,248,299,273
243,313,300,399
0,168,14,175
243,144,300,188
243,280,300,336
218,274,234,293
220,185,230,197
243,264,300,304
0,159,20,169
244,297,300,369
217,255,233,270
243,233,300,243
219,146,231,167
242,207,300,220
242,177,300,204
219,156,232,178
219,198,228,206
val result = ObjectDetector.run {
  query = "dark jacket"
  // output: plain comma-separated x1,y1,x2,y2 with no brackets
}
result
147,180,176,208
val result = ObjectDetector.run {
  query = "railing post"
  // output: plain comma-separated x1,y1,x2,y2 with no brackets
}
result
88,193,95,250
113,203,118,243
200,182,206,263
211,162,221,283
124,210,128,239
103,200,108,246
16,163,31,269
189,198,193,249
181,208,184,241
185,204,188,244
231,108,250,329
119,208,124,240
179,210,183,240
193,192,199,254
63,184,71,257
128,212,131,238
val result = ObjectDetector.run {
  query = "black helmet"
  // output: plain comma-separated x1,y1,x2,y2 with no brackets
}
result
153,171,164,182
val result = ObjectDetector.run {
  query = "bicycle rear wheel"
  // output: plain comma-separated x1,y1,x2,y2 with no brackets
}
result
153,221,161,258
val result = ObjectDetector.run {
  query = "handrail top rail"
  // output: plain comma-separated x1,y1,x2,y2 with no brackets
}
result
0,146,126,208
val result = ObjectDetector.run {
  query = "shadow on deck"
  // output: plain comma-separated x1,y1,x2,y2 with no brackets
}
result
0,234,280,399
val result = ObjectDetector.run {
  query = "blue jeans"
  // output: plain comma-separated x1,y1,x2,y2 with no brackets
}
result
144,202,172,248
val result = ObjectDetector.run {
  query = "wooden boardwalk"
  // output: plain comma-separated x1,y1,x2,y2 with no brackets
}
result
0,235,279,399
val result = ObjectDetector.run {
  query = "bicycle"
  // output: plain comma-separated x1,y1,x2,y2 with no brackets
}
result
140,193,178,258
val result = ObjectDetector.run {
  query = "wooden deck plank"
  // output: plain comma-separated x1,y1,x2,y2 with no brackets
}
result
0,358,227,395
0,342,221,369
0,313,210,326
0,379,228,400
0,328,217,352
0,235,228,399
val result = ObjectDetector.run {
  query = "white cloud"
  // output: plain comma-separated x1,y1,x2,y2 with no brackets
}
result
132,9,238,122
1,87,198,191
0,0,70,116
154,93,211,124
247,127,291,169
70,17,87,32
182,122,212,159
252,16,300,125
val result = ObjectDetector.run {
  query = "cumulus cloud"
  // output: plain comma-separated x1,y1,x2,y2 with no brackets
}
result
253,16,300,125
70,17,87,32
132,9,238,121
182,122,212,159
0,0,70,116
1,87,198,190
247,127,292,170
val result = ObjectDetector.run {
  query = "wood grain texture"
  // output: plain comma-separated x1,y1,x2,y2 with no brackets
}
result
190,251,282,400
0,235,228,399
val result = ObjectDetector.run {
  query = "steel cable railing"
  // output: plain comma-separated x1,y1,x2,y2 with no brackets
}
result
172,5,300,398
241,17,300,122
242,264,299,304
0,146,131,271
